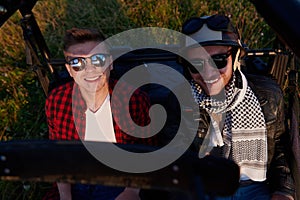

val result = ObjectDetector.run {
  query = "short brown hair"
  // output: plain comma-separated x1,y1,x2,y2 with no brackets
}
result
63,27,106,51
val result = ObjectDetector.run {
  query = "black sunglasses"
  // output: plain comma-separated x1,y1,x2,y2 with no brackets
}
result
182,15,236,35
184,51,231,74
66,53,110,71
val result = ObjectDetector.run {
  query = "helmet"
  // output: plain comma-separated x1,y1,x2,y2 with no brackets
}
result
181,14,246,74
182,14,243,49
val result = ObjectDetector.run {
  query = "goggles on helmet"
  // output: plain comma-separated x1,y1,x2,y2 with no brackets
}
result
182,14,242,48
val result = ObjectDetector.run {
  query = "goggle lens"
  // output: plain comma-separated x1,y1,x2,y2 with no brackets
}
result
182,15,235,35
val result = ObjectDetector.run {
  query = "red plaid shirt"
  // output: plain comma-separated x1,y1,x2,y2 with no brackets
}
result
45,79,156,145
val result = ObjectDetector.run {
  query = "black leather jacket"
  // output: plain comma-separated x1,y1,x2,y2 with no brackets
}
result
163,73,296,197
246,74,295,197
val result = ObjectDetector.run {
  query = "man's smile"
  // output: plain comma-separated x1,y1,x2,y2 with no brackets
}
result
84,75,102,82
204,77,220,84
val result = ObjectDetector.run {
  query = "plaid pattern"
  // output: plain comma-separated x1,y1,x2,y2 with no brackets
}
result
45,79,157,145
44,79,157,199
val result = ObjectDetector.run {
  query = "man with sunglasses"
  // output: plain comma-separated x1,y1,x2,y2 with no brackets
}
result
165,14,296,199
44,28,155,200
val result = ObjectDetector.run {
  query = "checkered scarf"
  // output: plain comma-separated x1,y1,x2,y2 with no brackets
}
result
191,71,268,181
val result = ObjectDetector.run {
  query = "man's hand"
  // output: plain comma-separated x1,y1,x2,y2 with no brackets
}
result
57,182,72,200
271,194,294,200
115,188,140,200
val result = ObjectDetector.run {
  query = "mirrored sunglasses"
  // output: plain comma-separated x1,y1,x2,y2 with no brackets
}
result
66,53,110,71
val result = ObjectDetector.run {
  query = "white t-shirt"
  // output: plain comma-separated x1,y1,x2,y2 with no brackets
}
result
84,95,116,142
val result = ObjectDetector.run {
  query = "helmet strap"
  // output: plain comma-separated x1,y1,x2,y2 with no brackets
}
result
233,48,243,89
233,48,241,71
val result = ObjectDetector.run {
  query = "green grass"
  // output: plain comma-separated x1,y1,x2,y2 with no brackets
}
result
0,0,278,199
